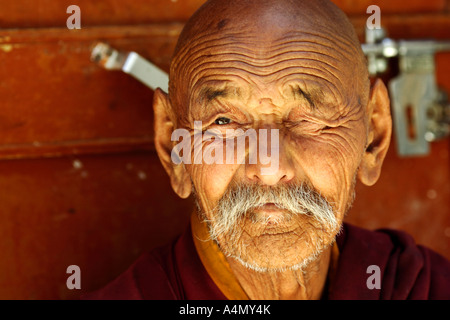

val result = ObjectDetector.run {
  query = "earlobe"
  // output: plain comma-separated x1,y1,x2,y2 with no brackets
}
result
358,79,392,186
153,88,192,198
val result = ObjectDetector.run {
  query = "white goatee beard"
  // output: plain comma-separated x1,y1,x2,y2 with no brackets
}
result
195,182,340,272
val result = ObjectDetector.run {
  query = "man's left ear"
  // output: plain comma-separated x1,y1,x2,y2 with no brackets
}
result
357,78,392,186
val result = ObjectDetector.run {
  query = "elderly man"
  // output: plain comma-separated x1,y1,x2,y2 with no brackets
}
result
86,0,450,299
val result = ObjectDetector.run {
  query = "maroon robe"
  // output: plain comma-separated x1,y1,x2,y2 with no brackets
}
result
83,223,450,300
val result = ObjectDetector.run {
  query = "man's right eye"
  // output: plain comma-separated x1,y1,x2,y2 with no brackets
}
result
214,117,233,125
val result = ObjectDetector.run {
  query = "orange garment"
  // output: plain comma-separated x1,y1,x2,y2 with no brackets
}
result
191,213,249,299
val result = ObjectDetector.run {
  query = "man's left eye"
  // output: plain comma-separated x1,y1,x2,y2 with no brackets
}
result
214,117,233,125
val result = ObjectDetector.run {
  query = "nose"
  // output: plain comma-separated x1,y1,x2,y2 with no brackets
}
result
244,129,295,186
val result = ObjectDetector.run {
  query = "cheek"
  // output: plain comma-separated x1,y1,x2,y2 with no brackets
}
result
287,129,364,211
187,134,251,212
188,162,239,212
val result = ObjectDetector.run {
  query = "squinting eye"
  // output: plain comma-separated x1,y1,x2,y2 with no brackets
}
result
214,117,232,125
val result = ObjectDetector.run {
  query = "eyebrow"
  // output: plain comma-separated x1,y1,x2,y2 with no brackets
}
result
194,83,324,110
196,85,241,106
289,85,324,110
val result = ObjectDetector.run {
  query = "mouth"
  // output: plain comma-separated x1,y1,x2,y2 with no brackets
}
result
251,202,292,224
253,202,286,213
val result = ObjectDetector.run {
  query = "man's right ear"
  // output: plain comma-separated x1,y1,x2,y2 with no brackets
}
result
153,89,192,199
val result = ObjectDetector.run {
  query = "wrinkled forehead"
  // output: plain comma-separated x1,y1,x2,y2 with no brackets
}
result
180,34,359,100
169,1,369,116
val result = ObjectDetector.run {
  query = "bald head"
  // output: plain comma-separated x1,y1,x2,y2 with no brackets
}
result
169,0,369,118
174,0,358,53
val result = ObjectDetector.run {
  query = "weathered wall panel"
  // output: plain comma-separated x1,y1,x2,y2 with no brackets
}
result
0,152,192,299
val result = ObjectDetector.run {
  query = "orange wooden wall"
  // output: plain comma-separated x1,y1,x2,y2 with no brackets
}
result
0,0,448,299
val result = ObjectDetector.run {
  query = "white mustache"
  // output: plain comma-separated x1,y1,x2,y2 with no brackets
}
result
202,183,338,240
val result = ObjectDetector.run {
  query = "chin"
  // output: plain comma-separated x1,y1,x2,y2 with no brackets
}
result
215,214,341,273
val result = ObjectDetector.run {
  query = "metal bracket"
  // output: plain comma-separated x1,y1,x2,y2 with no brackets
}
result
90,42,169,93
362,27,450,156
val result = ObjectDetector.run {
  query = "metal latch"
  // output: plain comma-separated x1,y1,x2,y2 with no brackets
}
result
90,42,169,92
362,27,450,156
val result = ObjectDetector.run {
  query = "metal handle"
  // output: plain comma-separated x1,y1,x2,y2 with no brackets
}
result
91,42,169,93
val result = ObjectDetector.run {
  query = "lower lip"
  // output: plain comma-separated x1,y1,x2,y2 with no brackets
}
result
255,203,281,210
250,206,298,234
252,203,286,218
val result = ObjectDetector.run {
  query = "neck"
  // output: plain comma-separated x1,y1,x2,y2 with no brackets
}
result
226,247,332,300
